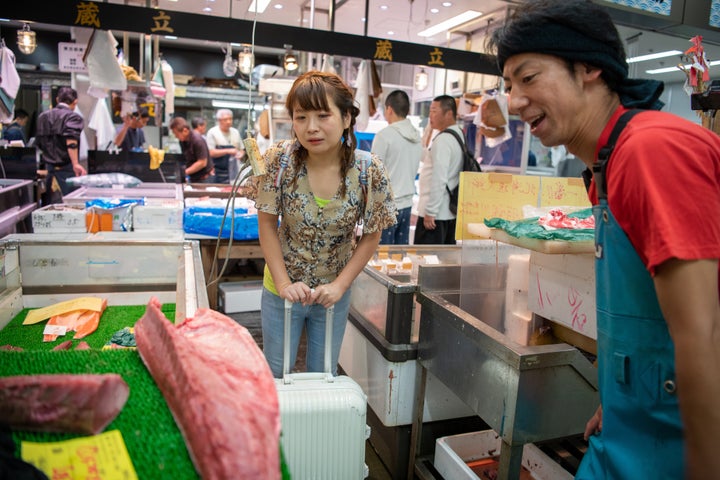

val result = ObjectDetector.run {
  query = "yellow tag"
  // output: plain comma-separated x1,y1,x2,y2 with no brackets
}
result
21,430,138,480
23,297,105,325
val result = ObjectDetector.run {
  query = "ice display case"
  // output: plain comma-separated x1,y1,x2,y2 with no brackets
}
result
63,182,184,205
0,179,38,238
0,234,208,329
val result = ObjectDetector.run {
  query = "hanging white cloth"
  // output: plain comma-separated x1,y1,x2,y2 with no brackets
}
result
83,30,127,91
320,54,336,74
0,45,21,122
354,60,372,132
88,98,116,150
161,60,175,122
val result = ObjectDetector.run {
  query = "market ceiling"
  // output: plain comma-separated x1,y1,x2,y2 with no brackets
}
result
3,0,500,75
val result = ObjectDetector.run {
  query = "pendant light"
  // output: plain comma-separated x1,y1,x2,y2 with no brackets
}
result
17,23,37,55
283,44,298,72
238,45,254,75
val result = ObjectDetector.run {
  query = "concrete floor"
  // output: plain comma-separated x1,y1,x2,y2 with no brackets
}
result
228,310,393,480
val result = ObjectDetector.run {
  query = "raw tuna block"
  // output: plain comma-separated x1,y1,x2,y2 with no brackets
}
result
0,373,129,434
134,297,280,480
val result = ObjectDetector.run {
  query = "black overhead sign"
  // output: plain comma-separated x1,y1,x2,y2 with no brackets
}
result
4,0,500,76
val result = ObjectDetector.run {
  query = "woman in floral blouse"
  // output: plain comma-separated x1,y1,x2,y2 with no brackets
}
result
251,71,396,377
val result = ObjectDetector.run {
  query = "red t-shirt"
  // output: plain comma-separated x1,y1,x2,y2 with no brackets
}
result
588,106,720,276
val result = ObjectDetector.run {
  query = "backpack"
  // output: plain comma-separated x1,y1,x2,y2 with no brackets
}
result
440,128,481,215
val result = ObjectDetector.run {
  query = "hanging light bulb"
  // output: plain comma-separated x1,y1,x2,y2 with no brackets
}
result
415,68,429,92
238,45,254,75
222,43,237,77
17,23,37,55
283,44,298,72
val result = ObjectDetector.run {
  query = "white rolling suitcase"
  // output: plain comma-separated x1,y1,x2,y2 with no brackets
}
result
276,300,370,480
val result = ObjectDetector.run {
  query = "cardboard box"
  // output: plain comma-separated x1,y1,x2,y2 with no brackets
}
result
218,280,263,313
434,430,573,480
133,202,184,231
32,204,87,233
527,252,596,339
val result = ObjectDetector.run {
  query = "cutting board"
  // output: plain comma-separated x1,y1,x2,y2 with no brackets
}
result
466,223,595,254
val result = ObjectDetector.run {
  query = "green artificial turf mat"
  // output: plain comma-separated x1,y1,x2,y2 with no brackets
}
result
1,348,198,479
0,304,176,351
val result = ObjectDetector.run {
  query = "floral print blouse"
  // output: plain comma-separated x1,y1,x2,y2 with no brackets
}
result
250,140,397,288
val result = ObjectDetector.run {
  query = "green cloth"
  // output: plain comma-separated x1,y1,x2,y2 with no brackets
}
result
484,207,595,241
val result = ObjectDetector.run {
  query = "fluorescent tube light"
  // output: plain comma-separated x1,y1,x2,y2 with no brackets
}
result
248,0,271,13
627,50,682,64
646,60,720,75
211,100,264,111
417,10,482,37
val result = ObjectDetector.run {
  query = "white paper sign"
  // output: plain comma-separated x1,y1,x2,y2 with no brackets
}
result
43,324,68,336
58,42,88,73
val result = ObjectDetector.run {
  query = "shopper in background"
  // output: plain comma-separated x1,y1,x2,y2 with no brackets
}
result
36,86,87,204
371,90,422,245
250,71,396,378
206,109,244,183
489,1,720,478
413,95,463,245
113,107,150,152
191,116,207,139
2,108,29,144
169,116,215,183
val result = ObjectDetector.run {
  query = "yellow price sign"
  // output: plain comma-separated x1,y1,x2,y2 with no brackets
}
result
21,430,138,480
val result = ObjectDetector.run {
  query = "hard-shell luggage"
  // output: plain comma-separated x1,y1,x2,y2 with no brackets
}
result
276,300,370,480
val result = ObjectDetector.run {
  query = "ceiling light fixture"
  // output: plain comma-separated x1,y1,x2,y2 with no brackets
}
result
17,23,37,55
627,50,682,64
415,68,428,91
284,44,298,72
417,10,483,37
248,0,272,14
238,45,254,75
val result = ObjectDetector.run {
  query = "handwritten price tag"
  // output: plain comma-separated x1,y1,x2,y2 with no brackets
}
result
21,430,138,480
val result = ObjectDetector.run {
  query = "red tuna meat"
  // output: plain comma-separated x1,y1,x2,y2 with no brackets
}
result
0,374,129,434
134,297,280,480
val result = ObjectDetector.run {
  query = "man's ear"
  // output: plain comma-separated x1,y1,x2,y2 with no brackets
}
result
578,63,603,82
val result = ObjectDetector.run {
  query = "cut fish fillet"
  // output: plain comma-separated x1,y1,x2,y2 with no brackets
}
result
134,297,280,480
0,374,129,435
43,299,108,342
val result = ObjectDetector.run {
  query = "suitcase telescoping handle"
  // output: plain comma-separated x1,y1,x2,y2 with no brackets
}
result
283,299,335,383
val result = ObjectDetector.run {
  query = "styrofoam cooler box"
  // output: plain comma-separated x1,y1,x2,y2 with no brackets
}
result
218,280,263,313
527,252,596,340
434,430,573,480
133,201,184,231
32,204,87,233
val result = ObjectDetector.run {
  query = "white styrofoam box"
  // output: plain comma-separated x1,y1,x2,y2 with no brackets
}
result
133,201,184,231
31,204,86,233
528,252,596,339
434,430,573,480
218,280,263,313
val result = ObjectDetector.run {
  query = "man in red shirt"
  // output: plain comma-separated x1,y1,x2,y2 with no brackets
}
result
488,1,720,478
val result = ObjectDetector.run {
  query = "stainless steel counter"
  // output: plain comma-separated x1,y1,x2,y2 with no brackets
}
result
409,264,599,479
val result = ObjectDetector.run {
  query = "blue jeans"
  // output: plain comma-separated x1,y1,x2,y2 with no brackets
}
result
380,206,412,245
261,287,351,378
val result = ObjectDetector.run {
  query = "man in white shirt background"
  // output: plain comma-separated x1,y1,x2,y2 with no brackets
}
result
206,109,244,183
371,90,422,245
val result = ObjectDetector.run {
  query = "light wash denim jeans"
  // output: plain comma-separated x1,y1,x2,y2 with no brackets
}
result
261,287,351,378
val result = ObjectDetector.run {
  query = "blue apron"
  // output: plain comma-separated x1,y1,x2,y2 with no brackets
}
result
576,112,684,479
214,145,233,183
